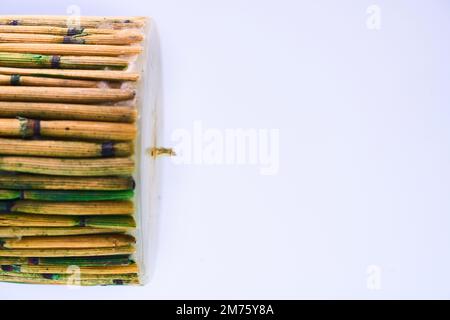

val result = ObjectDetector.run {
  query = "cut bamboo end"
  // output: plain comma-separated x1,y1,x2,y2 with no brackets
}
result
0,138,134,158
0,213,136,229
0,174,135,191
0,67,140,81
0,227,126,238
0,245,135,257
0,43,142,56
0,118,137,141
5,263,139,275
0,157,135,176
0,86,135,103
0,273,140,286
0,190,134,201
10,200,134,215
0,255,134,266
0,74,99,87
0,102,137,123
0,234,136,249
0,31,144,45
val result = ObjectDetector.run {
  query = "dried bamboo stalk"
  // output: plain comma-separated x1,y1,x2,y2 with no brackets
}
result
0,67,140,81
0,25,118,35
0,255,133,266
0,157,135,176
0,119,136,141
4,264,138,274
0,214,136,228
0,74,98,87
0,102,137,123
0,227,126,238
0,31,143,45
10,200,134,215
0,174,134,191
0,87,135,103
0,273,139,286
0,245,135,257
0,15,146,28
0,234,135,249
0,53,128,69
0,190,134,201
0,138,133,158
0,43,142,56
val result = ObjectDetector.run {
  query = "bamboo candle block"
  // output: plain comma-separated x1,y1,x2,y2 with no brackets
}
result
0,174,135,191
0,102,137,123
0,157,135,176
0,67,140,81
0,53,129,69
0,87,135,103
0,227,126,238
5,264,138,275
0,246,135,257
9,200,134,215
0,43,142,56
0,213,136,229
0,255,133,266
0,31,144,45
0,273,139,286
0,119,136,141
0,190,134,201
0,74,98,87
0,16,146,28
0,234,135,249
0,138,133,158
0,25,118,35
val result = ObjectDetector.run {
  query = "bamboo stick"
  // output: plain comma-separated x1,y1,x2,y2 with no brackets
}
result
0,138,133,158
0,16,147,29
0,255,133,266
0,227,126,238
0,234,135,249
0,31,144,45
4,264,138,274
0,53,128,69
0,102,137,123
0,87,135,103
0,174,135,191
0,245,135,257
0,273,140,285
0,157,135,176
0,25,118,35
0,119,136,141
0,74,98,87
0,214,136,228
0,190,134,201
10,200,134,215
0,43,142,56
0,67,140,81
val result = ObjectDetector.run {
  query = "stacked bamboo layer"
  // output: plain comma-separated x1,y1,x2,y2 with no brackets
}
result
0,15,147,286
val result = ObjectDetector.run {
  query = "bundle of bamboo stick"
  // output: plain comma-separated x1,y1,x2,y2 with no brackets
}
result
0,15,147,286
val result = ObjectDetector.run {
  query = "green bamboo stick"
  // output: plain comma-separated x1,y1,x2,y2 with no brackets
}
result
0,255,134,266
0,273,139,286
0,227,127,237
0,190,19,200
0,190,134,201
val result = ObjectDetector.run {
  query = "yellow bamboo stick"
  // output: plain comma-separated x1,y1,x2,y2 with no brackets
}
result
0,245,135,257
0,74,98,87
14,264,138,274
0,25,118,35
0,274,140,286
0,87,135,103
0,43,142,56
0,227,126,237
0,214,80,227
11,200,134,215
0,102,137,123
0,16,147,28
0,157,135,176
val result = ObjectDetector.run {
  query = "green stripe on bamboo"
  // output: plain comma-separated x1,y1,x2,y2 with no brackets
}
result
0,87,135,103
0,118,136,141
0,102,137,123
0,157,135,176
0,227,127,238
8,200,134,215
0,190,134,201
0,74,98,87
3,263,138,274
0,214,136,229
0,245,135,257
0,174,135,191
0,138,134,158
0,53,128,69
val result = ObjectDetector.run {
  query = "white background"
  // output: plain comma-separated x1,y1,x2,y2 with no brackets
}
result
1,0,450,299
